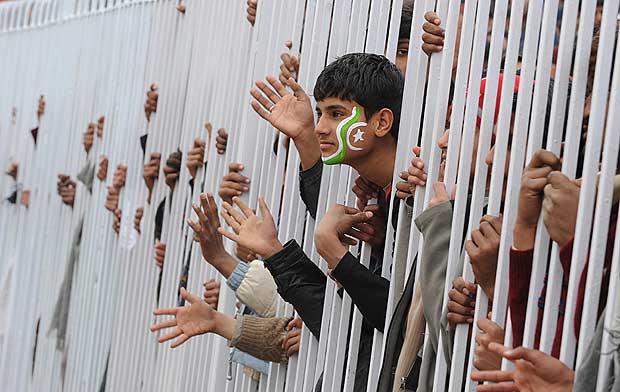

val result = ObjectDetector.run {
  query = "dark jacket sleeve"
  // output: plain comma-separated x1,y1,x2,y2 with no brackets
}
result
263,240,326,338
299,159,323,219
330,252,390,332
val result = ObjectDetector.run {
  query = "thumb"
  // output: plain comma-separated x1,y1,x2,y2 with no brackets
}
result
412,146,421,157
433,182,449,199
258,197,273,220
180,287,199,305
342,205,361,215
547,171,573,189
284,40,293,50
347,211,373,226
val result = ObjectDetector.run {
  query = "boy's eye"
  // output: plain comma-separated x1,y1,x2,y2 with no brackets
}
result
397,48,409,56
332,111,344,118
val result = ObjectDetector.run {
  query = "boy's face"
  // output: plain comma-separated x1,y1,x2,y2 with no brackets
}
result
315,97,376,166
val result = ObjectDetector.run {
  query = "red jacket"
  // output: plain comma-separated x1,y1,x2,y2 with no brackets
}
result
508,217,616,357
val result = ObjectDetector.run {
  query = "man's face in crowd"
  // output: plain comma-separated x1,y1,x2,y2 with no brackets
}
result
315,97,379,166
395,39,410,76
437,119,514,196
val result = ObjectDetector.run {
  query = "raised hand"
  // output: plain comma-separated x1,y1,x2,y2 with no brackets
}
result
351,175,381,210
471,343,574,392
36,95,46,120
83,122,95,154
203,279,220,309
186,137,206,179
57,174,76,207
96,116,105,138
187,193,227,263
163,150,182,190
246,0,257,26
543,171,580,247
447,277,477,327
283,318,302,357
112,164,128,189
215,128,228,155
105,185,119,211
428,182,451,210
279,41,299,85
408,146,427,189
218,163,250,204
134,207,144,233
422,11,445,55
218,196,283,259
473,315,504,371
143,152,161,202
250,75,314,140
97,155,108,181
250,75,320,169
112,208,122,234
514,150,561,249
144,83,159,122
314,204,374,269
154,241,166,269
465,214,502,298
150,287,232,348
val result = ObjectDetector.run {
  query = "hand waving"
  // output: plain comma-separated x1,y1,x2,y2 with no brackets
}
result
218,196,283,259
250,75,314,140
151,287,217,348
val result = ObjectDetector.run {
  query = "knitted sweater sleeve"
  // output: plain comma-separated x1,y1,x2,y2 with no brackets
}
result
229,315,292,363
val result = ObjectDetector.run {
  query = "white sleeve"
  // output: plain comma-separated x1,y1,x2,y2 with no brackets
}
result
235,260,279,318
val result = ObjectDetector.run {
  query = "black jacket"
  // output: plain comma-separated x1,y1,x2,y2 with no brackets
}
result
298,159,396,331
264,240,384,391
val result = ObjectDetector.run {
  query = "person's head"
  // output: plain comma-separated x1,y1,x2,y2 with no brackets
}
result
313,53,404,170
437,74,563,198
395,0,413,75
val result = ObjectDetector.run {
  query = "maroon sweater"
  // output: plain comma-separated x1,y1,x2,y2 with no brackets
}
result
508,219,616,358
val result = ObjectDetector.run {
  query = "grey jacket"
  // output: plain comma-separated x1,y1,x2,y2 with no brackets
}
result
415,201,458,392
574,307,620,391
378,200,454,391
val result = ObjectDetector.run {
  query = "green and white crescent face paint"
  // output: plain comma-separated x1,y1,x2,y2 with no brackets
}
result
322,106,368,165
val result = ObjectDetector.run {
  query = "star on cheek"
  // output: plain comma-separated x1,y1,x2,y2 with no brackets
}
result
352,128,364,143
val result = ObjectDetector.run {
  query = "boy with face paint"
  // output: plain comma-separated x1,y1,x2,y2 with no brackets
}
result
245,53,404,391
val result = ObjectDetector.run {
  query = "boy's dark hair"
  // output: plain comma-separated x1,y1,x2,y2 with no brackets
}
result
399,0,414,41
313,53,405,140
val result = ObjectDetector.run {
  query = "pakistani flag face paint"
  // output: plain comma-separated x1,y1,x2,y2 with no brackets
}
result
322,106,368,165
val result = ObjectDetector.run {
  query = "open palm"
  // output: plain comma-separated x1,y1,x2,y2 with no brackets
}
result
250,75,314,139
218,196,282,259
150,288,216,348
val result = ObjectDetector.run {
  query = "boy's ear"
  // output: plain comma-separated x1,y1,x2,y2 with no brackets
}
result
372,108,394,138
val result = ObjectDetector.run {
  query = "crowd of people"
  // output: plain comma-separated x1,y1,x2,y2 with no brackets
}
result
5,0,618,391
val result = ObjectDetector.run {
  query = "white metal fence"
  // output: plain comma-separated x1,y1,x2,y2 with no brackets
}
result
0,0,619,391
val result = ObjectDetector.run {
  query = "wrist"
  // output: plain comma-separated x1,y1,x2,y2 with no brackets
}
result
292,130,321,170
261,239,284,259
213,311,235,341
316,238,348,269
513,221,537,250
208,253,238,278
480,283,494,300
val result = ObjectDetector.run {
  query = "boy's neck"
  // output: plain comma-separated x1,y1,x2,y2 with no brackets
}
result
351,141,396,189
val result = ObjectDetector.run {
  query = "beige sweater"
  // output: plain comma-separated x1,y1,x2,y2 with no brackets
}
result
229,315,292,363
